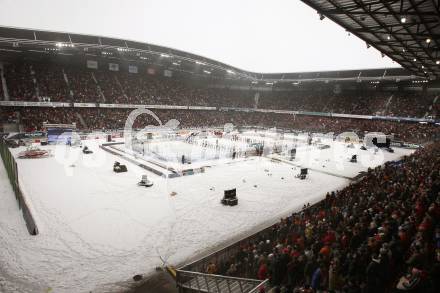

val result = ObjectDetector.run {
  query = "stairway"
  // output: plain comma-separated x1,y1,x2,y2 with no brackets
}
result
382,94,394,115
425,95,438,117
30,65,40,101
76,112,87,129
114,75,129,102
62,69,75,102
0,63,9,100
91,72,106,102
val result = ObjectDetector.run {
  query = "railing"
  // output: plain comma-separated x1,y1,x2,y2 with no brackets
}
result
176,270,268,293
248,280,269,293
0,139,38,235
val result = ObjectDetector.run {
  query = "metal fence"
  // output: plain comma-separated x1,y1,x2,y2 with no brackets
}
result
0,140,38,235
176,270,268,293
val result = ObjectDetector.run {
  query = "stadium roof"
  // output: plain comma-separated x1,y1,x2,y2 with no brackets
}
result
301,0,440,80
0,26,422,84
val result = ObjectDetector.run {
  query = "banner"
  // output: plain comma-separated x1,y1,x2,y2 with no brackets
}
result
109,63,119,71
128,65,138,74
188,106,217,110
153,105,187,109
99,103,188,110
372,115,435,123
300,111,331,117
331,113,373,119
86,60,98,69
99,103,131,109
73,103,97,108
0,101,70,107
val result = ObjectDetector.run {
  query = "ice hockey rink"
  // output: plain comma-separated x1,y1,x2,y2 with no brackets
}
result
0,129,415,293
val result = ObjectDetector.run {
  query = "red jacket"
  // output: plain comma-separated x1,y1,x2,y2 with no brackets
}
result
258,263,268,280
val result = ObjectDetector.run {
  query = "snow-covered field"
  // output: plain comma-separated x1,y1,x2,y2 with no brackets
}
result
0,130,414,293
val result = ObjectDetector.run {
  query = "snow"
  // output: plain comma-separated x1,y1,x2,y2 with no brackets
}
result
0,153,46,293
0,130,415,292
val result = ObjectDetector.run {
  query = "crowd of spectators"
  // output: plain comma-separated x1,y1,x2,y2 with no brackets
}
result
4,63,36,101
120,72,196,105
203,143,440,293
65,68,102,103
383,93,434,119
433,101,440,119
95,71,125,103
116,72,255,107
258,91,328,113
258,91,436,118
0,68,3,99
15,107,80,130
2,62,438,119
6,107,439,143
35,64,69,102
0,108,19,124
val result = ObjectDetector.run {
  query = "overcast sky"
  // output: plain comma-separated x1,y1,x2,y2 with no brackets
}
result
0,0,398,73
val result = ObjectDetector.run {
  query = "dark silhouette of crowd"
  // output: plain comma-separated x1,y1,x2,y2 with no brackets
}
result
35,64,70,102
1,61,439,143
3,107,437,143
258,91,436,118
0,68,3,99
4,63,36,101
2,62,255,108
1,62,439,119
65,68,102,103
201,143,440,293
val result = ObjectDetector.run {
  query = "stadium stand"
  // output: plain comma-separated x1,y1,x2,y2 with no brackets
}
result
2,62,257,107
4,62,36,101
0,67,3,100
1,61,439,120
2,107,437,143
63,67,99,103
34,63,69,102
258,91,438,118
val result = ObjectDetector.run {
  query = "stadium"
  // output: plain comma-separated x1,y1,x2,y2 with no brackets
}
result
0,1,439,293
